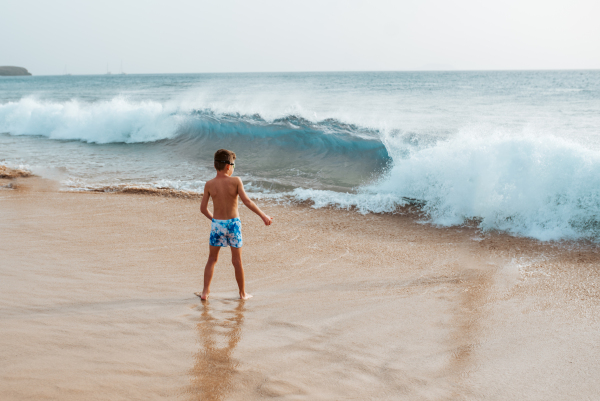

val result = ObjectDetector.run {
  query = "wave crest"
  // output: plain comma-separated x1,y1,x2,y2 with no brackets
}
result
0,97,388,154
0,97,180,143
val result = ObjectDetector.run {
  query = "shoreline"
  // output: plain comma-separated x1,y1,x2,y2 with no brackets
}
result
2,172,600,399
3,165,599,248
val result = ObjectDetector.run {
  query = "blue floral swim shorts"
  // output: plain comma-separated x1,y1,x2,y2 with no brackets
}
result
209,217,243,248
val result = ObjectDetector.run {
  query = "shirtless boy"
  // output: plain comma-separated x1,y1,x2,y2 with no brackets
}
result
197,149,272,300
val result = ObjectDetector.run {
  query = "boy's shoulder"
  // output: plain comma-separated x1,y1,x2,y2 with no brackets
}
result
228,176,243,192
206,175,242,187
224,176,243,185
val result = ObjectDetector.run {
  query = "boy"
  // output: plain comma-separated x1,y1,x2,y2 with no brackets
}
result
196,149,272,300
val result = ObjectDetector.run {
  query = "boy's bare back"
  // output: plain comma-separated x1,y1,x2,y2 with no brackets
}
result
204,175,244,220
200,157,272,226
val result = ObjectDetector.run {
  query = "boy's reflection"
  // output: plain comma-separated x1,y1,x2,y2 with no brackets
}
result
188,300,245,401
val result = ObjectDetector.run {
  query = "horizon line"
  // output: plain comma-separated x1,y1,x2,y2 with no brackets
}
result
23,67,600,77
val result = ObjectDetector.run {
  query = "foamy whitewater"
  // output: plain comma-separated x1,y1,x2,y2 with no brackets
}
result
1,71,599,240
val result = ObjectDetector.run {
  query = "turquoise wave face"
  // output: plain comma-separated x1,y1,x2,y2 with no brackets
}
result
0,97,391,190
172,110,391,189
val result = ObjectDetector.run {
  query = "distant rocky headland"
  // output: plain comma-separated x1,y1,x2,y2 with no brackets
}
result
0,66,32,76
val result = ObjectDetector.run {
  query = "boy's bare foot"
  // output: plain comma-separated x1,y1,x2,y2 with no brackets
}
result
194,291,210,301
240,292,253,300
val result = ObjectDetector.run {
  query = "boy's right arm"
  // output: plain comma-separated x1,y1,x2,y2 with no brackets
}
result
200,184,213,220
237,178,272,226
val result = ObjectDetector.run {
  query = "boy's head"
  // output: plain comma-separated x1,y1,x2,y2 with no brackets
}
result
214,149,236,172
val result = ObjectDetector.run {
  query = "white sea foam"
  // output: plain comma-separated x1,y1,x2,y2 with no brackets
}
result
292,131,600,241
291,188,405,214
0,97,181,143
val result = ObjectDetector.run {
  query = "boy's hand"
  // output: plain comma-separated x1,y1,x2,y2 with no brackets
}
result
262,214,273,226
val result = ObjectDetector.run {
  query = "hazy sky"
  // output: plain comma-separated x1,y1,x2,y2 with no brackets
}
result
1,0,598,75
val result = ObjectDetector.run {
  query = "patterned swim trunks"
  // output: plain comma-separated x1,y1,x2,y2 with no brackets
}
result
209,217,243,248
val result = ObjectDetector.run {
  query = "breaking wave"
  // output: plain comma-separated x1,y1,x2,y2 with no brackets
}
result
295,132,600,241
3,97,600,241
0,97,390,181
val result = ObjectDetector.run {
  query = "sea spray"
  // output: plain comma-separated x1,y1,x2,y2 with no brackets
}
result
296,131,600,241
0,97,181,143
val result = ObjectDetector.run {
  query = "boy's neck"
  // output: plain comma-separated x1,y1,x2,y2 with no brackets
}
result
216,170,233,178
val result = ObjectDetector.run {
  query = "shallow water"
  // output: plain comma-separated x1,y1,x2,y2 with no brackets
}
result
2,183,600,400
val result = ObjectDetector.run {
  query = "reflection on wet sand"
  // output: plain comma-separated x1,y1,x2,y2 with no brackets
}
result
447,265,494,399
188,300,246,401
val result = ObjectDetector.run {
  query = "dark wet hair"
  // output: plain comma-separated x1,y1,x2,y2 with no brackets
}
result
214,149,236,171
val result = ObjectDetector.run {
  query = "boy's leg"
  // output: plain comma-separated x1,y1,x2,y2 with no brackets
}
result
231,247,252,299
200,246,221,300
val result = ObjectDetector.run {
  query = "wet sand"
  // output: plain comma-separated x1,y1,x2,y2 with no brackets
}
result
1,175,600,400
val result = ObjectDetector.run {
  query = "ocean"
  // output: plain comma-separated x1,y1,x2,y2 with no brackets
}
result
1,70,599,241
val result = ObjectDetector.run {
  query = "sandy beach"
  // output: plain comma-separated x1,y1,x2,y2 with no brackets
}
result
2,172,600,400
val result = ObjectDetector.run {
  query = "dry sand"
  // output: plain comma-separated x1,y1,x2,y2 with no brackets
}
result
1,173,600,400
